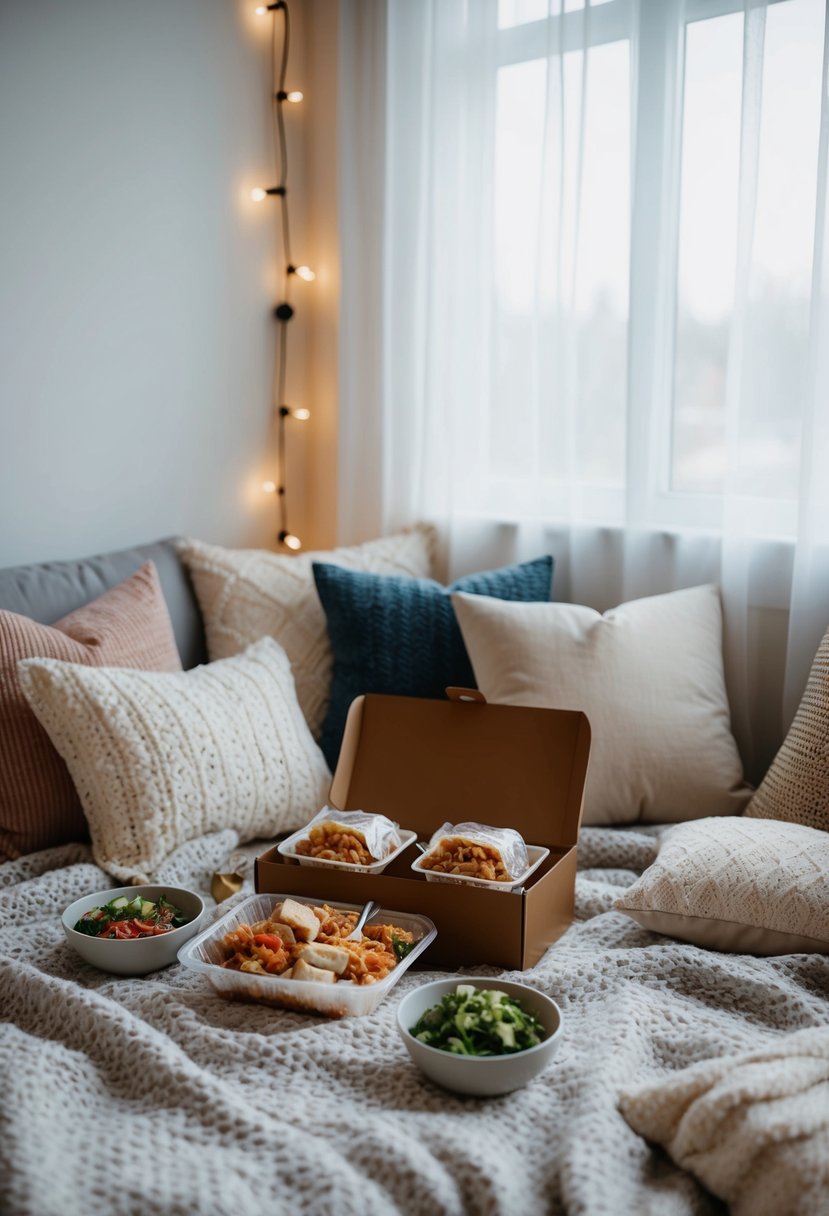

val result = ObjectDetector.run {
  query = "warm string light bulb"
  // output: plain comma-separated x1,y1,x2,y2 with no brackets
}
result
279,531,302,551
262,480,277,494
286,91,303,103
288,263,315,282
251,187,267,202
290,407,310,421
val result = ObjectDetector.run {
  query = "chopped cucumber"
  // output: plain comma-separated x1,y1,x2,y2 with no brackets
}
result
411,984,545,1056
110,897,129,911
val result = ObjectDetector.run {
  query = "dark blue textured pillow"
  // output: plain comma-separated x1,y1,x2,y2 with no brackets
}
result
313,556,553,769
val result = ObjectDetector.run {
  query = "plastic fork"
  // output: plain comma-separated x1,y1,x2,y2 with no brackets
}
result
345,899,380,941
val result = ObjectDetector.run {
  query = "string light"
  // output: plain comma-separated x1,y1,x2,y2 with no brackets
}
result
255,0,313,552
287,263,315,282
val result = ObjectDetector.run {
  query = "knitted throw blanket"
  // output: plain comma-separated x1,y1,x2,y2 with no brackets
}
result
1,827,827,1216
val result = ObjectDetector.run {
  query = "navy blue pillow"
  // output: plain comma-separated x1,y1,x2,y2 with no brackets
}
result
312,556,553,769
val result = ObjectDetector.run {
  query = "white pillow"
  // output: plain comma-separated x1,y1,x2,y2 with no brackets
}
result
614,817,829,954
19,637,331,884
178,526,436,738
620,1025,829,1216
452,584,751,825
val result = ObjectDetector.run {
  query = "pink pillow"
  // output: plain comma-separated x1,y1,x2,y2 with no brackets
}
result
0,562,182,859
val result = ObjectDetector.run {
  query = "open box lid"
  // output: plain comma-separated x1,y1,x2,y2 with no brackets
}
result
328,689,591,850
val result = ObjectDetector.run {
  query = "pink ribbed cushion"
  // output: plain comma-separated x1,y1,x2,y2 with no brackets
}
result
0,562,182,859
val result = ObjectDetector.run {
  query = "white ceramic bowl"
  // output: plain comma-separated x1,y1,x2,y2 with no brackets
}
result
62,884,205,976
396,977,563,1096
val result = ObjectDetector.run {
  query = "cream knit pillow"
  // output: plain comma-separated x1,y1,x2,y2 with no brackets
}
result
615,817,829,954
745,628,829,832
19,637,331,883
453,584,751,825
619,1026,829,1216
178,526,436,738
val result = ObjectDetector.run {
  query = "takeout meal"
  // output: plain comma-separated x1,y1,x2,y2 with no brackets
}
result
418,822,529,883
295,822,376,865
73,893,191,940
219,897,416,985
291,808,402,865
410,983,545,1055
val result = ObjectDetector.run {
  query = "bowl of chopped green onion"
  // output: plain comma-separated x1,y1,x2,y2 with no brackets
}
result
396,978,563,1096
62,884,204,976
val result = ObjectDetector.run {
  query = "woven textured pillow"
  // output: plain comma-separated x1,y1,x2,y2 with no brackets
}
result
453,584,751,825
313,556,553,769
614,817,829,954
619,1025,829,1216
0,562,182,860
19,637,330,883
177,526,435,739
744,628,829,832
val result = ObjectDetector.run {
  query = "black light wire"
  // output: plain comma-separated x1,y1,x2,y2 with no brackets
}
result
268,0,298,548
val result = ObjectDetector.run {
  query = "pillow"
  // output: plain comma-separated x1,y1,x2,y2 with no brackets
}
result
19,637,330,883
177,525,436,738
614,817,829,953
0,562,182,860
313,556,553,769
453,584,751,825
744,627,828,832
619,1025,829,1216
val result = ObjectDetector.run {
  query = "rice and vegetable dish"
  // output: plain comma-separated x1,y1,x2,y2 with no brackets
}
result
220,898,416,986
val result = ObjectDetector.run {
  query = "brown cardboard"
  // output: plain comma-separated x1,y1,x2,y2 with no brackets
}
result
256,690,590,970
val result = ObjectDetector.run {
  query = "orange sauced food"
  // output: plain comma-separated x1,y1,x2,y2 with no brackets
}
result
419,836,511,882
219,899,416,986
294,822,376,865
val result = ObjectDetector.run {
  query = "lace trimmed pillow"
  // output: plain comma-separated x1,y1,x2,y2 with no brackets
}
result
744,627,829,832
19,637,331,883
177,525,436,739
615,816,829,954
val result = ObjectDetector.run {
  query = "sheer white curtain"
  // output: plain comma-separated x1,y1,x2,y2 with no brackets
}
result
337,0,829,782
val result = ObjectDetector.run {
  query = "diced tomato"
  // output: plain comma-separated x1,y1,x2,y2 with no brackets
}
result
132,919,157,934
253,933,283,951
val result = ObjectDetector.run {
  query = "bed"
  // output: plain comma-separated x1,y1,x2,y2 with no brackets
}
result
1,538,827,1216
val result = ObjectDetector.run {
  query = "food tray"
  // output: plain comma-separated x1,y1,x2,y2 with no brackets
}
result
177,893,436,1018
410,845,551,892
277,826,417,874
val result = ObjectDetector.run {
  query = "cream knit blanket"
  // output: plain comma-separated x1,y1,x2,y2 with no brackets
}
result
1,827,827,1216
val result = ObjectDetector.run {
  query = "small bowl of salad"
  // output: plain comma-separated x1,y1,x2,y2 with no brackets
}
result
396,978,563,1097
62,885,205,976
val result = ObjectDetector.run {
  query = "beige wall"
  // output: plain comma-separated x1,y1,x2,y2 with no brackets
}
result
292,0,341,551
0,0,283,566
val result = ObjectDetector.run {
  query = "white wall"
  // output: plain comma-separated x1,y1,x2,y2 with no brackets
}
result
0,0,287,566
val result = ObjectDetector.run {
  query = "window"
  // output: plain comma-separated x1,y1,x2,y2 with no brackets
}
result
482,0,825,535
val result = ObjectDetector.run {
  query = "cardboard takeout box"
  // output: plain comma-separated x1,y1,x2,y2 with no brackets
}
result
256,689,591,969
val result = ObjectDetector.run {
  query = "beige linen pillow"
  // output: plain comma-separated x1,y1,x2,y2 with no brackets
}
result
745,627,828,832
19,637,330,883
0,562,182,860
619,1025,829,1216
614,817,829,953
453,585,750,825
178,525,436,738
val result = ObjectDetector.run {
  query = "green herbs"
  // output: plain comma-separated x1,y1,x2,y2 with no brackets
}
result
410,984,545,1055
74,894,190,940
392,933,416,961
